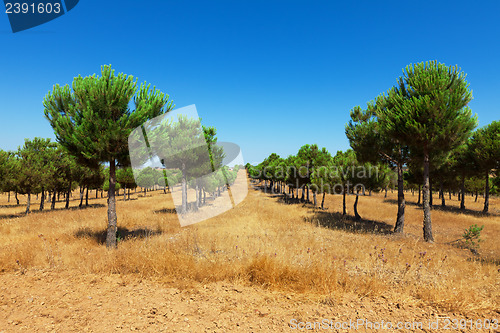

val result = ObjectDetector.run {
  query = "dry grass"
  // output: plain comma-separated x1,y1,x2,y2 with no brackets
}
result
0,171,499,315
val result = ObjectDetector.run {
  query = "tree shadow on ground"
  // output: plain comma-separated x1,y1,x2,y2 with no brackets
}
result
0,203,106,220
467,256,500,266
383,198,497,217
252,184,313,203
153,208,177,214
74,226,163,245
306,210,394,235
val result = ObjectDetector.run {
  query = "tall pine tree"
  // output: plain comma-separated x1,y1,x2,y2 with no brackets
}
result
44,65,173,248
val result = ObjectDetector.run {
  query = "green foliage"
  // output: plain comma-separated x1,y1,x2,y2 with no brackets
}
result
469,120,500,172
378,61,477,155
462,224,484,252
44,64,173,248
44,65,173,167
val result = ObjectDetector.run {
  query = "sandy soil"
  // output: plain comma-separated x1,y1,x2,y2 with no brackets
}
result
1,269,495,332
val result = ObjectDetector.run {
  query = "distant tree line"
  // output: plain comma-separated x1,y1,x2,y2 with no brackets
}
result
249,61,499,243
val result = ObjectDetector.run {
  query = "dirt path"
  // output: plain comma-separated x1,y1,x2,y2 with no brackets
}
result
1,269,490,332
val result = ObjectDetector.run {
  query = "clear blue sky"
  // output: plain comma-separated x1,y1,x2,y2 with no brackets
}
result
1,1,499,164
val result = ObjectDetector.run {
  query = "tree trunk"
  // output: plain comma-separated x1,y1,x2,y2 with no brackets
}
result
483,170,490,213
39,187,45,211
429,180,433,207
181,162,187,214
301,187,305,202
312,191,317,207
79,186,84,208
321,192,325,210
106,159,118,249
342,186,346,216
448,191,451,200
475,190,478,202
25,191,31,215
440,181,445,207
198,185,202,207
394,163,405,233
384,186,387,198
128,188,131,200
422,151,434,242
195,184,199,210
15,192,19,205
85,187,89,206
7,191,10,203
353,193,361,220
417,185,421,205
65,184,71,209
123,185,127,201
460,175,466,210
51,191,56,210
306,186,310,203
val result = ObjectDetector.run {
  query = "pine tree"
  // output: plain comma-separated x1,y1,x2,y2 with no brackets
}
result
378,61,477,242
16,138,54,214
44,65,173,248
469,120,500,213
346,99,410,233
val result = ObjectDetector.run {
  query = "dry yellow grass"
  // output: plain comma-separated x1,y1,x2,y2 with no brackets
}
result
0,171,499,315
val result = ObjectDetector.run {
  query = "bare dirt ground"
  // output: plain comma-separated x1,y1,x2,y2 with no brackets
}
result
0,269,476,332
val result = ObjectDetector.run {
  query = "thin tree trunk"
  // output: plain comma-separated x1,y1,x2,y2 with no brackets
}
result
417,185,421,205
181,162,187,214
321,192,325,210
353,192,361,220
15,192,19,205
85,187,89,206
51,191,56,210
198,185,202,207
7,191,10,203
128,188,131,200
65,184,71,209
475,190,478,202
483,170,490,213
429,180,433,207
312,191,317,207
306,186,310,203
106,159,118,249
449,191,451,200
440,181,445,207
394,163,405,233
79,186,84,208
25,191,31,215
422,151,434,242
195,184,199,210
123,185,127,201
460,176,466,210
384,186,388,198
39,187,45,211
342,186,346,216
